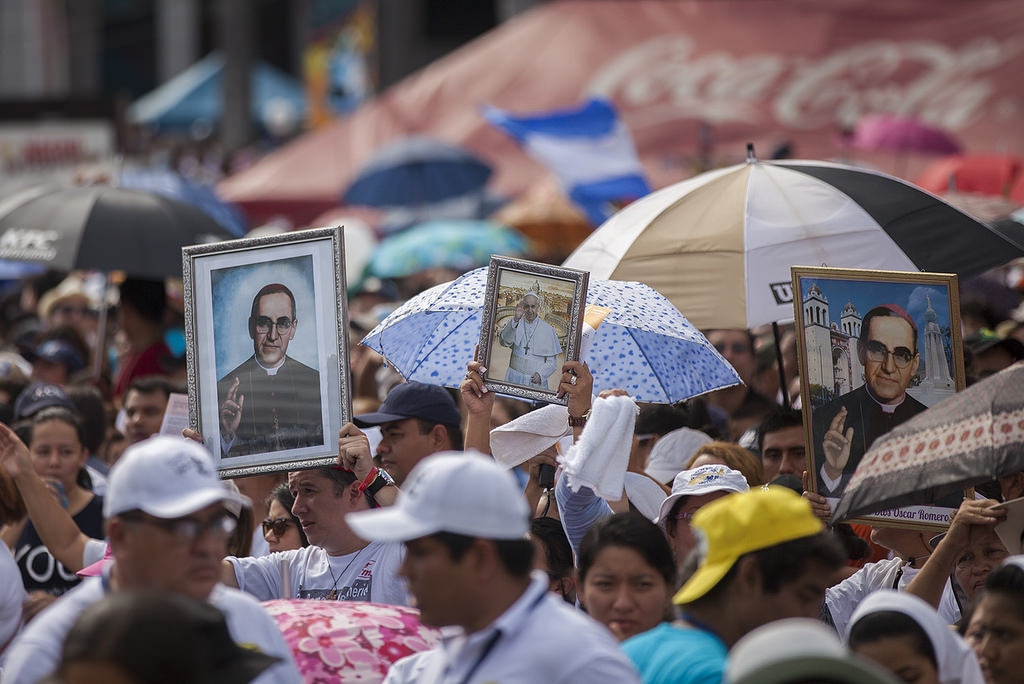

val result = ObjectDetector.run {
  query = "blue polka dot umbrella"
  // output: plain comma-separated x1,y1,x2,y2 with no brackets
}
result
361,267,741,404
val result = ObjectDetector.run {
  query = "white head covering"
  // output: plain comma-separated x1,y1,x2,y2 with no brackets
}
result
847,590,985,684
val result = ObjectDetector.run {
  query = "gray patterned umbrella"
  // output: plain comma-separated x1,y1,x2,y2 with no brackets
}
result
832,362,1024,522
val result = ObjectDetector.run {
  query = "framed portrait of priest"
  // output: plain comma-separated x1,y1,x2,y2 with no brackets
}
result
478,256,588,404
792,266,965,531
182,226,350,478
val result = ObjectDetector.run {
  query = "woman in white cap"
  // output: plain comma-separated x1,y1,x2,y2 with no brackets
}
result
847,590,984,684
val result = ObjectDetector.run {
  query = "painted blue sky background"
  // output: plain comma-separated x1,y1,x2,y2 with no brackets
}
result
800,277,953,354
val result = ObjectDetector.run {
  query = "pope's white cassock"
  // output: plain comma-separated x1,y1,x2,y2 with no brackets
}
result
498,314,563,389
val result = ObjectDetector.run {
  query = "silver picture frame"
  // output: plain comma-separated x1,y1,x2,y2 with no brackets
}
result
182,226,350,478
477,255,588,405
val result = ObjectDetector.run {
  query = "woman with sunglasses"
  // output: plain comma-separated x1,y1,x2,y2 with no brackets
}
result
262,483,308,553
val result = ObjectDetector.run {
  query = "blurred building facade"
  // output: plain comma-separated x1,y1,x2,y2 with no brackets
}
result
0,0,545,148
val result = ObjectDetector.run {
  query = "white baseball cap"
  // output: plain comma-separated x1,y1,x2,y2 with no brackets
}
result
655,464,749,526
104,436,248,519
644,427,713,484
346,451,530,542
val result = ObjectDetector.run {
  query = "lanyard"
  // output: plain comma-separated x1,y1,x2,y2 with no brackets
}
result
449,588,547,684
454,630,502,684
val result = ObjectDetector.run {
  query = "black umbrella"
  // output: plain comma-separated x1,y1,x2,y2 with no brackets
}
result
0,184,234,280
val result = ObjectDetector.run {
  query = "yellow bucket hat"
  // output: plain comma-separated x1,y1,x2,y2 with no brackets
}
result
673,487,824,605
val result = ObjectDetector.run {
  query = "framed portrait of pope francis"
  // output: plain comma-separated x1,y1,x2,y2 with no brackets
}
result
478,256,588,404
182,226,350,478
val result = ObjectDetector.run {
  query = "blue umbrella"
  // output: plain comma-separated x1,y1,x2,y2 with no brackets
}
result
343,137,492,208
368,220,527,279
118,168,248,237
127,52,307,135
361,267,740,404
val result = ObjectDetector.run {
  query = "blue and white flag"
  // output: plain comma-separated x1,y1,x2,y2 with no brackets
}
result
482,98,651,226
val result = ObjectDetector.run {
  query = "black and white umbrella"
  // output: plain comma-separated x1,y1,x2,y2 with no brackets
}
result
0,184,234,280
564,153,1024,330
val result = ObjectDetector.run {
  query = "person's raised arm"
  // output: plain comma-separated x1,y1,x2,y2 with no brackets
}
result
460,359,494,455
906,498,1005,608
338,422,397,507
558,360,593,441
0,422,90,571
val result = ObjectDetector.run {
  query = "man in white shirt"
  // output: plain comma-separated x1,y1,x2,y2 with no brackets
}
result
346,452,640,684
221,463,407,604
0,433,300,684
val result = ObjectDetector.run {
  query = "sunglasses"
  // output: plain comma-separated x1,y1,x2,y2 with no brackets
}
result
261,517,297,537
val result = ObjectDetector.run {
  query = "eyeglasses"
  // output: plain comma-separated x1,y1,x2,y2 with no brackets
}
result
261,517,296,537
955,547,1008,571
254,316,294,334
120,511,237,543
863,340,915,368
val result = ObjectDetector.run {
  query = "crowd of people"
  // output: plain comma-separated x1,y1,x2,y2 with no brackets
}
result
1,263,1024,684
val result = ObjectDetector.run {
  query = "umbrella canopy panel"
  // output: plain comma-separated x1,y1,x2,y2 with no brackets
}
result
851,113,962,155
0,184,233,279
367,220,527,279
361,267,740,404
565,159,1024,330
343,136,493,209
915,153,1024,196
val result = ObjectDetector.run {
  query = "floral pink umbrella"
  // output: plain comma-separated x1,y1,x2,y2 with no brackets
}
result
262,600,440,682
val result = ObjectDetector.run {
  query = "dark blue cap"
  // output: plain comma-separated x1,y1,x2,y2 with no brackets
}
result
354,381,461,427
29,339,86,373
13,382,75,421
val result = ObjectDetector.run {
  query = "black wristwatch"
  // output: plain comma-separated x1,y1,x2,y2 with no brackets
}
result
365,467,396,498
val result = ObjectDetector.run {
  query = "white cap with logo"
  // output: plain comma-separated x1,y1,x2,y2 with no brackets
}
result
655,464,750,526
104,436,249,519
346,451,530,542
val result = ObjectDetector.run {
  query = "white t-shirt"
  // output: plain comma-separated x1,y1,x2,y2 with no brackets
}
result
826,556,962,636
0,545,26,653
227,541,408,605
384,572,640,684
250,529,271,558
0,573,301,684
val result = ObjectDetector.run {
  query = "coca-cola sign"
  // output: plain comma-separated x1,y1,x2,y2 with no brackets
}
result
589,34,1022,133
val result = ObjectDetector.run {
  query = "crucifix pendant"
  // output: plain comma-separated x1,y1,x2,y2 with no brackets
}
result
327,589,338,600
524,344,530,354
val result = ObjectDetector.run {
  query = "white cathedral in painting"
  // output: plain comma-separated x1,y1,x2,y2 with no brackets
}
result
801,283,864,397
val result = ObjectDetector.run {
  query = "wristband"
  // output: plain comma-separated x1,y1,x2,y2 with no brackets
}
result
365,468,396,498
357,467,380,493
568,408,591,427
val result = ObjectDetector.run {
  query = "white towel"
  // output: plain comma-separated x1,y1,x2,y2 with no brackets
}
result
558,394,639,500
490,404,571,469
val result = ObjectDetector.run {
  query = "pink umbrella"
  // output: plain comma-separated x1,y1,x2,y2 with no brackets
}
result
852,113,962,156
262,600,440,682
